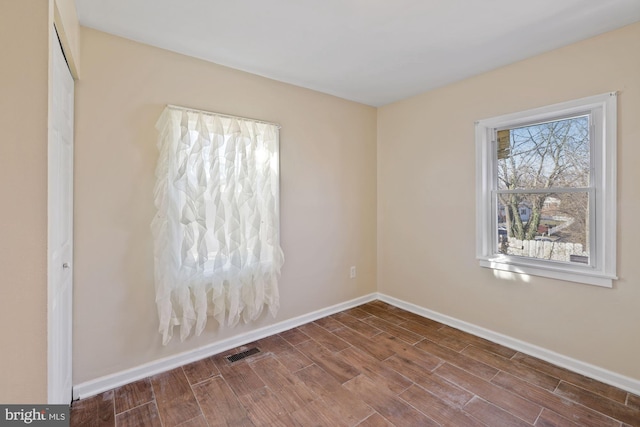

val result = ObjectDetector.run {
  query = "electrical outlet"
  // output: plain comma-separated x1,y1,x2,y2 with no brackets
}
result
350,266,356,279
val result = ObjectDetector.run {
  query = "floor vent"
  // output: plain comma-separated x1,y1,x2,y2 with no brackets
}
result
226,347,260,363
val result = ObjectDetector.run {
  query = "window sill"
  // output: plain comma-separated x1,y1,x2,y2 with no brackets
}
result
478,258,616,288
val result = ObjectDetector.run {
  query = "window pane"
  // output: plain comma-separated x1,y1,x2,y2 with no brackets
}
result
497,192,589,263
497,115,590,190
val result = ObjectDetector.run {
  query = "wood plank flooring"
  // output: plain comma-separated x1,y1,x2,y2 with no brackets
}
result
71,301,640,426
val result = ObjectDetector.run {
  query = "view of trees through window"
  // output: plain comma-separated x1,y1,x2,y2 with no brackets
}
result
495,115,591,263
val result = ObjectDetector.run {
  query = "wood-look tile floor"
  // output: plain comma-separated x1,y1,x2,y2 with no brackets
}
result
70,301,640,426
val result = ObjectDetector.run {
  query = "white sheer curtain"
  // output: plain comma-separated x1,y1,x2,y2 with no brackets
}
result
152,106,284,345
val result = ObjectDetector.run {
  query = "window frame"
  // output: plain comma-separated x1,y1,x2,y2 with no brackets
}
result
475,93,617,287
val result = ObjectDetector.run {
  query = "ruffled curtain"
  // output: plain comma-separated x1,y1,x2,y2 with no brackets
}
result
152,106,284,345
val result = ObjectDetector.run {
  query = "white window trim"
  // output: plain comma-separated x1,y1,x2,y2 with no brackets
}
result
475,93,617,288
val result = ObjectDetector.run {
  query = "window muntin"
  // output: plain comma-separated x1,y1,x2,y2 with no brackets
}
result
476,93,617,287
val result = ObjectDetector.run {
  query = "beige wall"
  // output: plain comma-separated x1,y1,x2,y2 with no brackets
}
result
73,28,377,383
378,22,640,381
0,0,50,403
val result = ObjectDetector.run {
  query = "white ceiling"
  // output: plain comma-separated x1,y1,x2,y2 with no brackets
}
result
76,0,640,106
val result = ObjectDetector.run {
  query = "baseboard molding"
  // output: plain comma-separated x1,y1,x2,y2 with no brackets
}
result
75,292,640,400
378,293,640,396
73,293,377,400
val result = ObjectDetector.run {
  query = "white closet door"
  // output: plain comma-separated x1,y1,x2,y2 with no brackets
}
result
48,30,74,404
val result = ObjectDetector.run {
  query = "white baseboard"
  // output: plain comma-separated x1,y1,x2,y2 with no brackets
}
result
74,292,640,400
378,293,640,396
73,293,377,400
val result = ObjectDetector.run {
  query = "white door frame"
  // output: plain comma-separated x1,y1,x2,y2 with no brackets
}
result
48,27,74,404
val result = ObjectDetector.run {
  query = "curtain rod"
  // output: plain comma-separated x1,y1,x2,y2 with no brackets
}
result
167,104,281,129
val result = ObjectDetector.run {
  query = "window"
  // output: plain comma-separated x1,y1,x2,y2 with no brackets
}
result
476,93,617,287
152,106,284,344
